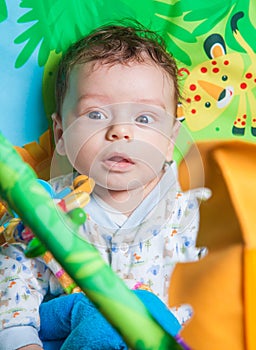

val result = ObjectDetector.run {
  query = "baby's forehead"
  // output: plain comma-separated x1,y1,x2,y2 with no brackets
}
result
70,58,173,83
64,59,176,116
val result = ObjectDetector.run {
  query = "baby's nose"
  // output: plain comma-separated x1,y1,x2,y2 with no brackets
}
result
106,124,133,141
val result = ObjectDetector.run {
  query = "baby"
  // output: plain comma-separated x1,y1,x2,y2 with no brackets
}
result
0,21,208,349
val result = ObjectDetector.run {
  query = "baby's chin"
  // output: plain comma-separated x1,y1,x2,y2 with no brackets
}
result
93,183,145,214
95,181,145,193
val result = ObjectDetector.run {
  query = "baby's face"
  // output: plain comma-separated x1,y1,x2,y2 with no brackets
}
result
55,60,178,193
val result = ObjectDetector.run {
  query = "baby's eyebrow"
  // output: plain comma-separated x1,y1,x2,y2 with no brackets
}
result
132,98,165,109
77,93,109,104
77,94,166,108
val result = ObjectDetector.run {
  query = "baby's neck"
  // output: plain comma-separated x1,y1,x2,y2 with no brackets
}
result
94,172,164,216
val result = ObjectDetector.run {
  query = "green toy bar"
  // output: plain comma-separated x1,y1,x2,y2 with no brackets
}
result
0,131,184,350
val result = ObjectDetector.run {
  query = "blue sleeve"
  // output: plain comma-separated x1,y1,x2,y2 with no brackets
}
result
0,326,43,350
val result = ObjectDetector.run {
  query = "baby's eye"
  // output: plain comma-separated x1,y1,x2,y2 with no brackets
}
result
135,114,154,124
87,111,106,120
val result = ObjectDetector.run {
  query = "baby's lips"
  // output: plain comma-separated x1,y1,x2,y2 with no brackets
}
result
104,152,135,164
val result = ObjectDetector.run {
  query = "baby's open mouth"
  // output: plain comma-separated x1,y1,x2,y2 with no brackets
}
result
108,155,134,164
103,153,135,170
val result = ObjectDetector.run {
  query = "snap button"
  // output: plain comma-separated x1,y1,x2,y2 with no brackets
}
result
119,243,129,253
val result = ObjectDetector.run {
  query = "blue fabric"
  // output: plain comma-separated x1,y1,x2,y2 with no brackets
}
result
134,289,181,336
39,290,181,350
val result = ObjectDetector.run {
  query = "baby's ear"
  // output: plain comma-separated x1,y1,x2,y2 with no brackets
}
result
52,113,66,156
166,120,180,162
172,119,181,140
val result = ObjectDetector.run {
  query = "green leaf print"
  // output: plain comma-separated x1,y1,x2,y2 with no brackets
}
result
153,0,253,65
14,0,152,67
14,0,53,67
0,0,7,22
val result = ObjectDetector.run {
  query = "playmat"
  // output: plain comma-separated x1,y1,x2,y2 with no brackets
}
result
0,1,255,349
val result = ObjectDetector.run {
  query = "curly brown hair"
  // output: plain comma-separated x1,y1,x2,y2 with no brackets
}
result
55,22,180,115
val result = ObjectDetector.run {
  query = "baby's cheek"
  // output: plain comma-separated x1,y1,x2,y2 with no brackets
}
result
74,143,100,176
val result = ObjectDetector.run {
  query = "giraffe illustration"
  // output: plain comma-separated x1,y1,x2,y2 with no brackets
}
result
180,12,256,137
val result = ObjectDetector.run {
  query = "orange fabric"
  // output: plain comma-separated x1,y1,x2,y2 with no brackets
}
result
14,129,53,180
169,140,256,350
244,249,256,350
213,142,256,248
213,141,256,350
170,245,244,350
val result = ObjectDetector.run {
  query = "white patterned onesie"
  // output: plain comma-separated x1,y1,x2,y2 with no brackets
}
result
0,162,210,349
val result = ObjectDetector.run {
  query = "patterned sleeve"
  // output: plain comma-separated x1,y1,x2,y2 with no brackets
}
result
169,187,211,263
165,187,211,326
0,243,51,348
